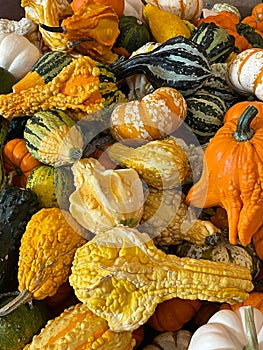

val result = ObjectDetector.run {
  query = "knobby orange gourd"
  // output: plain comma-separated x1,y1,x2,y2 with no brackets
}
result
186,105,263,246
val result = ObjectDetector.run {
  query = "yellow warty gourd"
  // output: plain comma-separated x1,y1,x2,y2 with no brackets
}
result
143,3,191,43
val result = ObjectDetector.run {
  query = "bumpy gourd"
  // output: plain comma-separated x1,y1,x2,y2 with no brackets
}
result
0,208,86,316
24,303,136,350
69,225,253,332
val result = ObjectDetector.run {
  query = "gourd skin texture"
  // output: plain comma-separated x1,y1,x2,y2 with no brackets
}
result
69,226,253,332
186,107,263,246
18,208,86,300
25,303,135,350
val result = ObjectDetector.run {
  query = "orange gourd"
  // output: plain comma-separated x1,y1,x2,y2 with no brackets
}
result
231,291,263,313
147,297,202,332
2,138,42,188
242,3,263,33
110,87,187,142
186,105,263,246
71,0,124,17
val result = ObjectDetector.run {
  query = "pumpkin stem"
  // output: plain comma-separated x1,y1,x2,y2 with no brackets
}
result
140,0,147,6
243,306,259,350
0,289,32,316
233,105,258,142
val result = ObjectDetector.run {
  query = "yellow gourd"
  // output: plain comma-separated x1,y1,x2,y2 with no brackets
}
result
143,3,191,43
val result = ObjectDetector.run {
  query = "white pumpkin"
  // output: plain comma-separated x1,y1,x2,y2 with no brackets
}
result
227,48,263,99
124,0,144,20
188,306,263,350
0,33,41,80
148,0,203,22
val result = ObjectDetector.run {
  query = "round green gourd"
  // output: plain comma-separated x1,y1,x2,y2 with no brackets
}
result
113,15,152,57
54,165,75,211
26,165,58,208
185,92,227,144
0,295,48,350
24,109,83,166
175,234,261,278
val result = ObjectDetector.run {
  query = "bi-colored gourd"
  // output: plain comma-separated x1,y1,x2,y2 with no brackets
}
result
69,225,253,332
24,109,83,166
227,48,263,100
106,138,190,189
186,105,263,246
69,158,144,233
0,208,86,316
24,303,136,350
188,306,263,350
110,87,187,142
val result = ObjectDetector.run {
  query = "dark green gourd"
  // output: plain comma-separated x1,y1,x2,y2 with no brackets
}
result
0,185,39,293
108,36,211,96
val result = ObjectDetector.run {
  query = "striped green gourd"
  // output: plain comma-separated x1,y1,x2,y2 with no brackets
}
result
108,36,211,96
24,109,83,166
185,92,227,144
190,22,236,64
13,51,73,92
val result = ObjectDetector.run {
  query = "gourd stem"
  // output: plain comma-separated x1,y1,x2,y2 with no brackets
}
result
243,306,259,350
39,23,65,33
0,289,32,316
140,0,147,6
233,106,258,141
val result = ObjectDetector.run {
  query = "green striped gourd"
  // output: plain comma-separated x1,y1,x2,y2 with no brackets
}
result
13,51,73,92
185,92,227,144
24,109,83,166
109,36,211,96
190,22,236,64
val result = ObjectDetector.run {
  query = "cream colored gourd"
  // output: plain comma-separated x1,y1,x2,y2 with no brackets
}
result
148,0,203,22
124,0,144,20
0,33,41,80
69,158,145,233
227,48,263,99
142,330,192,350
188,306,263,350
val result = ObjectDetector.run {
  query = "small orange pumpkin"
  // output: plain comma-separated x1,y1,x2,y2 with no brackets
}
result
242,3,263,33
110,87,187,142
147,297,202,332
2,138,42,188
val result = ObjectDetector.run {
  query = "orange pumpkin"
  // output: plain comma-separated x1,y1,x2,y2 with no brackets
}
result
71,0,124,17
147,297,202,332
223,101,263,123
110,87,187,142
242,3,263,33
231,291,263,313
2,138,42,188
186,105,263,246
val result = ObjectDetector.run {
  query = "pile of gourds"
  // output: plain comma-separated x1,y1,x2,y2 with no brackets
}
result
1,0,263,349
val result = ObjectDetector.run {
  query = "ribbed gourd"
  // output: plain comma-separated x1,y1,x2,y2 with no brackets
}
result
24,109,83,166
69,225,253,332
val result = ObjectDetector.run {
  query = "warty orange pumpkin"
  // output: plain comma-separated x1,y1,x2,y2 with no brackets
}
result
186,105,263,246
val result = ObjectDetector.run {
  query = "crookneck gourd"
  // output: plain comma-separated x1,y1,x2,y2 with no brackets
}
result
69,157,145,233
0,208,86,316
24,303,136,350
0,54,125,120
105,138,190,189
69,225,253,332
186,105,263,246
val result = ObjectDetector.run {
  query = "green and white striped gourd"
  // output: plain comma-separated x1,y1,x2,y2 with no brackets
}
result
185,92,227,144
109,36,211,96
175,234,261,278
24,109,83,166
190,22,236,64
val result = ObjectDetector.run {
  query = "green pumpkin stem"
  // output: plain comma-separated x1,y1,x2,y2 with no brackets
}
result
233,105,258,141
0,289,32,316
243,306,259,350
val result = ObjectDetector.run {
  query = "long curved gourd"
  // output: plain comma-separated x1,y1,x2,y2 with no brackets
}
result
69,225,253,332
